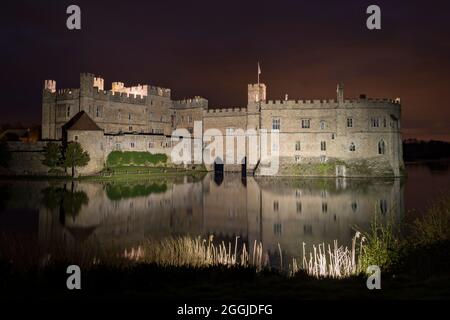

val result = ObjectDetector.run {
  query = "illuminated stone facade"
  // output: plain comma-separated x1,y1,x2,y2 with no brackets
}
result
41,73,404,176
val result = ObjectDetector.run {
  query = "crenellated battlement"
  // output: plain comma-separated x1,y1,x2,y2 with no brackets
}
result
259,96,400,109
147,86,171,98
55,88,79,100
204,107,247,115
93,77,104,90
44,80,56,93
173,96,208,109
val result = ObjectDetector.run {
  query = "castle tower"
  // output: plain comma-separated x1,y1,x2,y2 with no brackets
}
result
42,80,57,139
79,73,96,114
248,83,266,105
246,83,266,172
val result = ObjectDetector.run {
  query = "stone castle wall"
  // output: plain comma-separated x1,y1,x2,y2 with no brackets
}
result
38,73,404,177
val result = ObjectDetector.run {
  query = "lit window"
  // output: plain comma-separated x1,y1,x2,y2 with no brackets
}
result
273,201,279,212
273,223,282,236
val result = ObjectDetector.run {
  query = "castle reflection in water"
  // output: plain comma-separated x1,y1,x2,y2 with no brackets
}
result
4,173,404,261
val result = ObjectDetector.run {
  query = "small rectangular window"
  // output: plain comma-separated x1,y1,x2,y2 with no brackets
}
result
295,141,301,151
272,118,281,130
321,141,326,151
371,117,380,128
301,119,310,129
273,201,279,212
347,118,353,128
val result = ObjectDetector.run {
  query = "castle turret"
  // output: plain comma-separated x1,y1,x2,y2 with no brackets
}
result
44,80,56,93
93,77,104,90
248,83,266,104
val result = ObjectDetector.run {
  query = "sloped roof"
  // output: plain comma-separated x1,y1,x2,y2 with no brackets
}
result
62,111,103,131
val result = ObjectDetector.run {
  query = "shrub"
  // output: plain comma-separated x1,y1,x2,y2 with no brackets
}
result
410,195,450,245
358,214,402,273
106,151,167,167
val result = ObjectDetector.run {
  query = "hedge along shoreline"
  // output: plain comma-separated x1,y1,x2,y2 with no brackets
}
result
106,151,168,168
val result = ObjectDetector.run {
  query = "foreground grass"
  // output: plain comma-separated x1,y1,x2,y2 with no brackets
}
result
1,260,449,300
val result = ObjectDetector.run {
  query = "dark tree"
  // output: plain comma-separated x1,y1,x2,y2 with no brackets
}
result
42,142,62,170
62,142,90,177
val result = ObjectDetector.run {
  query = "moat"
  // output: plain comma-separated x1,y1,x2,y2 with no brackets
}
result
0,161,449,267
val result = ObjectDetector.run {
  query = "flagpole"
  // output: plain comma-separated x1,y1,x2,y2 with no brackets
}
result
257,62,260,85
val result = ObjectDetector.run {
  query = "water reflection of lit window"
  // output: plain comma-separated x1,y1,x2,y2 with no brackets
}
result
380,199,388,215
274,223,282,236
303,225,312,235
273,201,279,212
320,190,327,198
295,190,301,197
322,202,328,213
351,202,357,212
296,202,302,213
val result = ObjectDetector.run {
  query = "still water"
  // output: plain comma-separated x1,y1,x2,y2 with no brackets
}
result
1,162,449,263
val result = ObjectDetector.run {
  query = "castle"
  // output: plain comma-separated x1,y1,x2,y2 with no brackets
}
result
41,73,404,177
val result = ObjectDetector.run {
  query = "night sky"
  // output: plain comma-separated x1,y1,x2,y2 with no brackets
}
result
1,0,450,141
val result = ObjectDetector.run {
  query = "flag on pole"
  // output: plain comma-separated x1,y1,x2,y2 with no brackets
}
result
258,62,261,84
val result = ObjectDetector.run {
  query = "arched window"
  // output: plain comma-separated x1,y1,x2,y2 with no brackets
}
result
378,140,386,155
349,142,356,152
